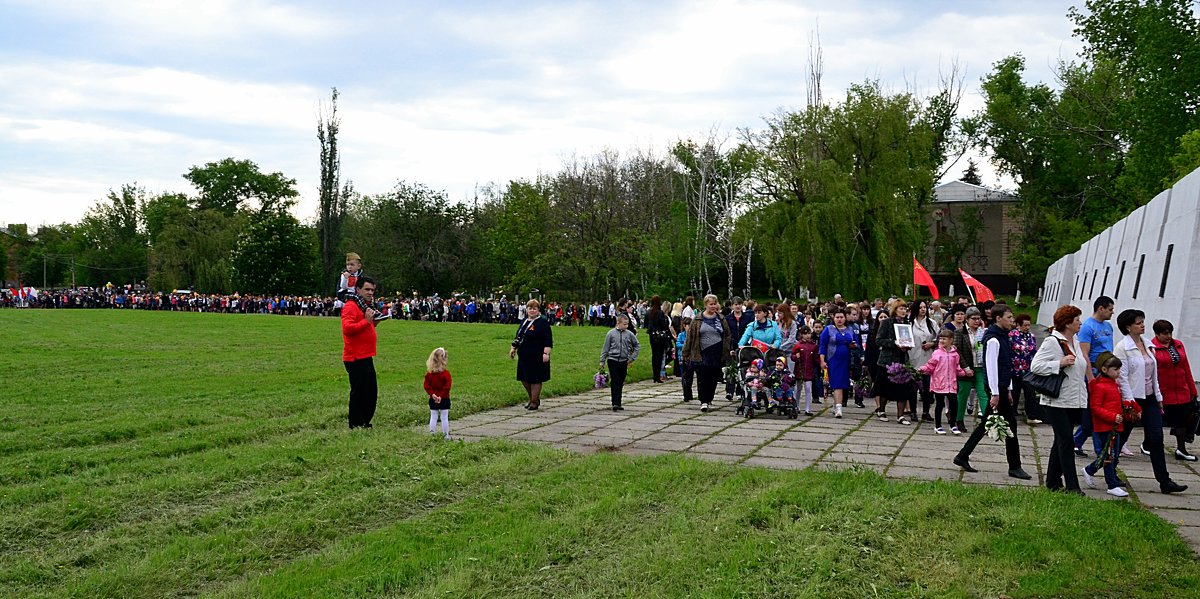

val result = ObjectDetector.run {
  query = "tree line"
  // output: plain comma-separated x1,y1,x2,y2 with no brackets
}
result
5,0,1199,301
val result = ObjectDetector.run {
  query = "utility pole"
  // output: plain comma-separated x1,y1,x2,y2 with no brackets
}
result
70,255,76,289
43,255,46,289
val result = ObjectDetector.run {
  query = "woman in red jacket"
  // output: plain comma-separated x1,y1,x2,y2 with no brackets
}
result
424,347,453,440
1151,320,1199,461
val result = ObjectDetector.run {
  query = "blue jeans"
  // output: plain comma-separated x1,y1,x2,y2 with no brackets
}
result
1085,431,1122,489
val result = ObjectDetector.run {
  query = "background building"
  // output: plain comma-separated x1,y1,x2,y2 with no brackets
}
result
922,180,1021,296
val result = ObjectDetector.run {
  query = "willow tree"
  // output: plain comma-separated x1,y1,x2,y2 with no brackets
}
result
748,81,941,298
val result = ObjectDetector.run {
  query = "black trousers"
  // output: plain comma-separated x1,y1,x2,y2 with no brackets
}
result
1013,379,1041,420
681,362,695,402
1119,394,1173,485
650,337,670,382
1042,405,1082,490
344,357,377,428
698,364,721,405
607,359,629,406
957,393,1022,469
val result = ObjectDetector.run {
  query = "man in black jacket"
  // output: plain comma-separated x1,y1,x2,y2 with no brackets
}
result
953,304,1032,480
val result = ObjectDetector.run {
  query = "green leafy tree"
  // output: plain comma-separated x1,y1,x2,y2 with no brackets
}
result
1167,128,1200,186
184,158,299,216
75,185,149,286
229,209,319,295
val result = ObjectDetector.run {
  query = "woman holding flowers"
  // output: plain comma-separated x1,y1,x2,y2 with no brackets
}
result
874,302,914,424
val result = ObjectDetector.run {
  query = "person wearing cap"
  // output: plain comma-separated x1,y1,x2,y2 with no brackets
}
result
953,304,1032,480
337,252,365,301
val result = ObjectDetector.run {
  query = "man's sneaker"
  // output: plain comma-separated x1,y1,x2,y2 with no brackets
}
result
934,427,946,435
898,416,911,425
950,426,961,435
1176,449,1198,462
701,403,710,412
1107,487,1129,498
834,406,843,419
1081,467,1096,489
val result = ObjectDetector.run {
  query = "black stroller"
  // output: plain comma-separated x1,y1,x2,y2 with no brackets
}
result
734,346,798,419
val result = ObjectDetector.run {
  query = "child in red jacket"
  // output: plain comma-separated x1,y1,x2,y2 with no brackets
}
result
424,347,453,439
1082,352,1140,497
792,327,821,416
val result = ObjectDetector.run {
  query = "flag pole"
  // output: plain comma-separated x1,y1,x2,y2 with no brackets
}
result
960,269,977,305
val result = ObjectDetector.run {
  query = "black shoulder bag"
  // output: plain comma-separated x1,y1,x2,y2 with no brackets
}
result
1022,338,1069,398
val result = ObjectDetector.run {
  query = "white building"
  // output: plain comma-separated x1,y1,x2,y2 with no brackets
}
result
1038,167,1200,380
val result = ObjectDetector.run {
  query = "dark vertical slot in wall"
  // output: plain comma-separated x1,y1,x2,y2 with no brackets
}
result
1114,261,1126,299
1133,254,1145,299
1159,244,1174,298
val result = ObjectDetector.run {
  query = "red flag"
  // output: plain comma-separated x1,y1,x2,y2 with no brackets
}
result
913,257,939,299
958,268,995,303
750,339,770,354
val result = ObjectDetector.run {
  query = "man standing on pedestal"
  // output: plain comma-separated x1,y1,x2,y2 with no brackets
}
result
343,276,379,429
954,304,1032,480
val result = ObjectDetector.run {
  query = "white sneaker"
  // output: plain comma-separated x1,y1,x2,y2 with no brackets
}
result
878,413,889,422
898,416,911,425
950,426,961,435
1107,487,1129,498
834,407,843,419
934,427,946,435
1081,467,1096,489
701,403,710,412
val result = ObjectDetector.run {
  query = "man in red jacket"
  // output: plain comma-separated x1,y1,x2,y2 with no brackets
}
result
343,276,379,429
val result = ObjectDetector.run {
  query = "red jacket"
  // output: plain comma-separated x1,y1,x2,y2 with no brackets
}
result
424,370,452,398
1152,337,1198,406
791,340,820,381
1088,376,1137,433
341,301,377,361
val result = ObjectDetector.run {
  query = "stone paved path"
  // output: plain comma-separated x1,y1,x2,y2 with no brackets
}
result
450,380,1200,552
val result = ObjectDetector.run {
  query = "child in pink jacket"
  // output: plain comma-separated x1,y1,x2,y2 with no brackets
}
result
919,329,967,435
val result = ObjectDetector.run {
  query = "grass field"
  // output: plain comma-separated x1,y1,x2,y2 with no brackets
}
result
2,310,1199,598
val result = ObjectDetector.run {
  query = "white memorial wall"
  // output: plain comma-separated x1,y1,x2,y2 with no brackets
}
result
1038,166,1200,381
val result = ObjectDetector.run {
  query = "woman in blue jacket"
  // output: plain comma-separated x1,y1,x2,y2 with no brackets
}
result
739,304,783,348
820,307,858,419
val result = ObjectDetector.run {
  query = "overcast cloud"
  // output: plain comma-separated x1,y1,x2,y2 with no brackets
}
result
0,0,1084,228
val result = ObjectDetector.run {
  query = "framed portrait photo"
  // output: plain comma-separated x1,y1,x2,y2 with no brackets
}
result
894,323,914,349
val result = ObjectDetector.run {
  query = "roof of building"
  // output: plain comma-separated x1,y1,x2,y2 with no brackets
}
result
932,180,1018,203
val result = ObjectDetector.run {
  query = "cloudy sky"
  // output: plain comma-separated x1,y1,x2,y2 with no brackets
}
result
0,0,1084,228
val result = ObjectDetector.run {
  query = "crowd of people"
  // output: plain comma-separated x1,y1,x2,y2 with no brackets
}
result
576,291,1196,498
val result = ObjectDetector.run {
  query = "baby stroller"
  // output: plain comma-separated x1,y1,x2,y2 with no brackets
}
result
736,347,797,419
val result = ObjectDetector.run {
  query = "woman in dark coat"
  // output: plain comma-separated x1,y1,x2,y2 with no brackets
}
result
646,295,675,383
509,299,552,410
875,302,914,424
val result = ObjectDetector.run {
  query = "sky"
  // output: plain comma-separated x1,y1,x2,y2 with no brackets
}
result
0,0,1085,229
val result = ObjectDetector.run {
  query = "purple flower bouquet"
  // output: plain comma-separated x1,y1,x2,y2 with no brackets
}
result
886,362,917,385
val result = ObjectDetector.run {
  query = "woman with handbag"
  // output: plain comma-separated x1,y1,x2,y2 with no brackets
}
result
1029,305,1088,494
509,299,553,410
1151,319,1199,461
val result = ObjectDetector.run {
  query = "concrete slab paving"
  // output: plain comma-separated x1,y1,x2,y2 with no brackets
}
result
449,379,1200,554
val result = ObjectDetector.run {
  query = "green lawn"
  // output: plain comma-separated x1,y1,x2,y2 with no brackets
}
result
1,310,1197,598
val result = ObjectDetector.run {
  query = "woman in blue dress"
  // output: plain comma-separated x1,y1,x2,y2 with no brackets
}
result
820,307,858,419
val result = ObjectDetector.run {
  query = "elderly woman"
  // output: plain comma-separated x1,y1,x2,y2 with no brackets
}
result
1030,305,1089,494
509,299,552,410
1113,309,1188,494
1151,319,1199,461
682,294,732,413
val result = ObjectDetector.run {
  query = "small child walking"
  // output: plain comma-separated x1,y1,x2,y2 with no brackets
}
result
424,347,452,439
1082,352,1139,497
919,329,968,435
791,327,820,416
